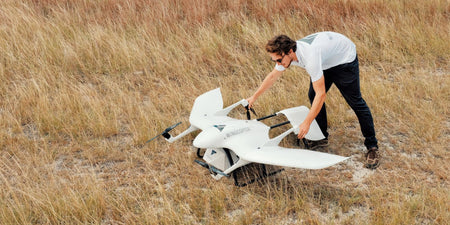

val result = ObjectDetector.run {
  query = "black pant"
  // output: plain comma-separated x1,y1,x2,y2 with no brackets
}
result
308,56,378,149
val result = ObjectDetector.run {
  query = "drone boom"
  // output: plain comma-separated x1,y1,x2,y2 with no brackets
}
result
146,122,182,143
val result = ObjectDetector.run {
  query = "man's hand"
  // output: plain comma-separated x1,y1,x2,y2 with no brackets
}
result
297,121,312,139
246,96,257,109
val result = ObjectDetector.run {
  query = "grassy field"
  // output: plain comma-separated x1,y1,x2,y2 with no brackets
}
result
0,0,448,224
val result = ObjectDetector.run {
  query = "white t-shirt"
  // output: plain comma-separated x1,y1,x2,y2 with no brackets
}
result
275,31,356,82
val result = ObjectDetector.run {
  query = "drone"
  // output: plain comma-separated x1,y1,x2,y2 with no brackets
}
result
148,88,349,186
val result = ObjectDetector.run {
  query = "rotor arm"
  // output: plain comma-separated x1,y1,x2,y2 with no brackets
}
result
166,125,199,143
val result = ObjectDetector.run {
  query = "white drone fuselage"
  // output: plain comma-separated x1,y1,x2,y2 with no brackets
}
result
193,118,267,180
164,88,349,180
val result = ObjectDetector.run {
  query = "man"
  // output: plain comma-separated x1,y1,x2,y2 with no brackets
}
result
246,32,379,169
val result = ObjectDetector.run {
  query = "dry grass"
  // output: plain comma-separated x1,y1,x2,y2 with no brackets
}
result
0,0,449,224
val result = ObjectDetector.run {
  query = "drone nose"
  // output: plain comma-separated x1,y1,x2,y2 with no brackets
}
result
193,127,222,149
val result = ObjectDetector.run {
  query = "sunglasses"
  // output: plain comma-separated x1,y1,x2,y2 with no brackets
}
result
271,54,285,63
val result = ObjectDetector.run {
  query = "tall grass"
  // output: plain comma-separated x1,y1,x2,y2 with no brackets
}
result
0,0,449,224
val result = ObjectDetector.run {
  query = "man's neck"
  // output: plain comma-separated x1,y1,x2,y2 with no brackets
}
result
291,51,299,62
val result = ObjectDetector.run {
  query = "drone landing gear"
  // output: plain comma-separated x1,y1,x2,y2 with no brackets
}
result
194,159,229,177
195,148,284,187
224,147,284,187
196,148,205,158
232,163,285,187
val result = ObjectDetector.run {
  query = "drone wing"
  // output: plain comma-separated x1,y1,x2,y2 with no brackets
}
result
238,146,349,169
189,88,230,130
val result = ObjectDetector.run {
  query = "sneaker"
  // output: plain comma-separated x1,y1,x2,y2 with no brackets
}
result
365,147,380,169
301,138,329,150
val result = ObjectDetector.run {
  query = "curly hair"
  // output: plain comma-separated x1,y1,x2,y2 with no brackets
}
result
265,35,297,55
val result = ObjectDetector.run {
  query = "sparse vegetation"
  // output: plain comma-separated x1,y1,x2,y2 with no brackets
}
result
0,0,448,224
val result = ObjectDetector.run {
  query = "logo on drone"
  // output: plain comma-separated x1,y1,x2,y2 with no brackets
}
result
213,125,226,132
226,127,251,138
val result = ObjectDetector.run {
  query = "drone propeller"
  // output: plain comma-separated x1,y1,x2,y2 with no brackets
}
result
146,122,182,143
245,105,257,120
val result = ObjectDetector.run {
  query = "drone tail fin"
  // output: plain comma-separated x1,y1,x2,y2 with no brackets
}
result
278,106,325,141
189,88,223,121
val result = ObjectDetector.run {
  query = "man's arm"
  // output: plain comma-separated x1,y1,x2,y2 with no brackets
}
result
297,76,326,139
247,68,283,108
